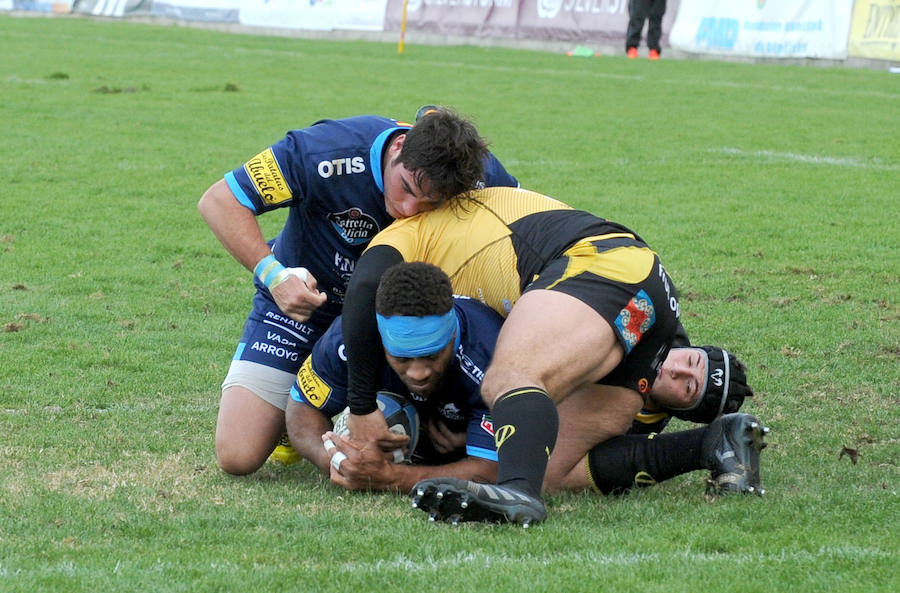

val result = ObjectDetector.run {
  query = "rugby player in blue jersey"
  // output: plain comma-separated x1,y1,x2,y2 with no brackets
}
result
291,262,765,504
198,108,517,475
286,262,501,492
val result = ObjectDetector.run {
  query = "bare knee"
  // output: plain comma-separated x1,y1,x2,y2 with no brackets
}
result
542,461,586,494
215,386,284,475
216,437,267,475
480,364,544,408
480,367,504,408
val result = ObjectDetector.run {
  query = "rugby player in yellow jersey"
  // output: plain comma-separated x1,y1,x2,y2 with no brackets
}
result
341,186,766,525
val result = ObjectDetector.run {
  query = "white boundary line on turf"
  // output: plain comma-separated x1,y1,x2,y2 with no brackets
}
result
3,546,895,577
336,547,897,572
711,147,899,171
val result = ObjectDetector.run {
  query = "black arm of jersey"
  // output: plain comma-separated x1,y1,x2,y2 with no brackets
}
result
344,245,405,415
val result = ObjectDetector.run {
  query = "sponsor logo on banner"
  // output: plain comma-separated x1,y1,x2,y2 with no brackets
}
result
672,0,852,59
537,0,626,19
696,18,739,50
327,208,379,245
848,0,900,61
407,0,514,12
245,148,292,206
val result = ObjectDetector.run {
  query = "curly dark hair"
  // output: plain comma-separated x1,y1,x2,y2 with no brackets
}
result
376,262,454,318
395,107,489,205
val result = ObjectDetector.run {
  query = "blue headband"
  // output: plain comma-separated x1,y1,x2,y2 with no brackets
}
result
376,309,460,357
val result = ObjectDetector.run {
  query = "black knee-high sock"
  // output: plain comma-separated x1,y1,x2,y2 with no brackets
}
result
492,387,558,498
587,428,706,495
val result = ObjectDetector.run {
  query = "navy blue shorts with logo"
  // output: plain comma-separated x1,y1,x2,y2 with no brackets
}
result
232,290,329,374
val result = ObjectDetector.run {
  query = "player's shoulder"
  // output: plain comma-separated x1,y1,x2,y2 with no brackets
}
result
311,317,348,371
453,296,503,327
306,115,411,135
453,297,503,356
474,186,572,210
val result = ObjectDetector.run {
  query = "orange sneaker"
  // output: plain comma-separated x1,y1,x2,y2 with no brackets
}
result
627,47,638,59
648,49,660,60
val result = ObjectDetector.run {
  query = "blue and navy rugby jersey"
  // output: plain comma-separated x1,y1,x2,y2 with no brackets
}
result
290,297,501,463
224,115,517,329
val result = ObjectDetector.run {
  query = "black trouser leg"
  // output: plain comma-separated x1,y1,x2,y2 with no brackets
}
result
646,0,667,51
626,0,648,50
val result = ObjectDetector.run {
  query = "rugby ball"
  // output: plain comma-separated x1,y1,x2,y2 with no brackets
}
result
332,391,419,463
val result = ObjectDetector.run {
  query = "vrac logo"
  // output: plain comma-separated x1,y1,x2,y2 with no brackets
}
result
327,208,379,245
317,156,365,179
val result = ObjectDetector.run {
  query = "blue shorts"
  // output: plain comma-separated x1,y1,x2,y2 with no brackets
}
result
222,291,332,410
231,290,328,373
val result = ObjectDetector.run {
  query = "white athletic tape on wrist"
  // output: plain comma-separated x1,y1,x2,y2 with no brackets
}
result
286,267,309,284
330,451,348,472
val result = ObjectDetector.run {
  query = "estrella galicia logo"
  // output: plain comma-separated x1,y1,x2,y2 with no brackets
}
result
327,208,379,245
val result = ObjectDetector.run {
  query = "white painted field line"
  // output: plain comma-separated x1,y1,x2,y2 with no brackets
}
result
337,547,897,573
711,147,899,171
3,547,895,578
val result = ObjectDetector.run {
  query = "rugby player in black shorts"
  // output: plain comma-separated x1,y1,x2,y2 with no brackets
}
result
341,187,768,525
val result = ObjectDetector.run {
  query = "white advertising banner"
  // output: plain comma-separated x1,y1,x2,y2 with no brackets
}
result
8,0,75,12
239,0,337,30
71,0,146,16
152,0,242,22
238,0,385,31
334,0,386,30
670,0,854,60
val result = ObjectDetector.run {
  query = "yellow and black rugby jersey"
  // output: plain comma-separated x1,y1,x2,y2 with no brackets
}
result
366,186,648,317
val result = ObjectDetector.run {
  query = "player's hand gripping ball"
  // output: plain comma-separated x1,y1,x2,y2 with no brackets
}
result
332,391,419,463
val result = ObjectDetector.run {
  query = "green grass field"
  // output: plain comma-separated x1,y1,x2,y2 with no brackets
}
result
1,13,898,592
